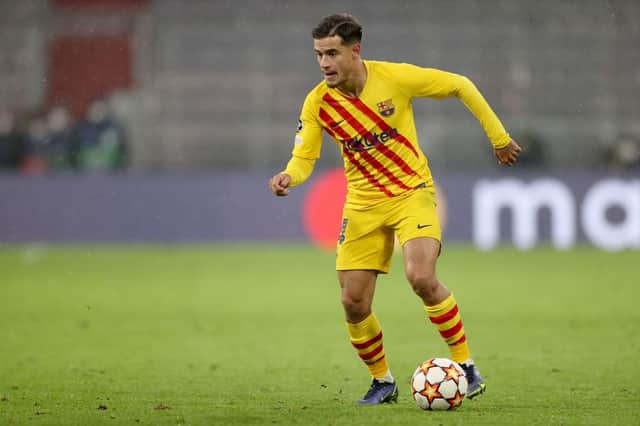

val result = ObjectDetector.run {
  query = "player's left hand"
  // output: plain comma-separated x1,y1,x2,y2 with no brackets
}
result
494,139,522,167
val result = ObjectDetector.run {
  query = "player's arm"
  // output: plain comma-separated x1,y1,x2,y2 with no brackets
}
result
439,71,522,166
390,64,522,164
269,155,316,196
269,92,323,196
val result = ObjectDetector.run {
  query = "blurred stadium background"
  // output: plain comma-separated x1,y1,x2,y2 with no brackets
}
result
0,0,639,246
2,2,640,424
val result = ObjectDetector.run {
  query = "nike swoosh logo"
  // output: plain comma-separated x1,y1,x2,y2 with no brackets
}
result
330,120,345,128
417,224,432,229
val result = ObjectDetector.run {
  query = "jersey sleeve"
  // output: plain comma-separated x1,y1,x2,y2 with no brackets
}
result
291,91,324,160
386,63,511,148
281,90,323,186
282,155,315,187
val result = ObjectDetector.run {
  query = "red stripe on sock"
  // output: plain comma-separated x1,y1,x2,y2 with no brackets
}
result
352,331,383,349
364,354,385,366
429,305,459,324
439,320,463,339
451,335,467,346
359,343,384,360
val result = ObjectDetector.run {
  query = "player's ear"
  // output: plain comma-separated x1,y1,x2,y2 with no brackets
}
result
351,42,361,57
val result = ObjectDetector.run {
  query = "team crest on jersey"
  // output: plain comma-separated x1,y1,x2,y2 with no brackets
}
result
376,99,395,117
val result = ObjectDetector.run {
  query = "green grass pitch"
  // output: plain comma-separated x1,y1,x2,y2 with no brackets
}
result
0,244,639,425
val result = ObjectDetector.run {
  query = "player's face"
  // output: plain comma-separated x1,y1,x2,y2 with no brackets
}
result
314,36,360,88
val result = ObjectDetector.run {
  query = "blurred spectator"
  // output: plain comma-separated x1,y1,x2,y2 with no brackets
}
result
605,134,640,171
44,105,74,170
0,109,24,171
21,106,74,174
21,113,49,174
70,97,128,171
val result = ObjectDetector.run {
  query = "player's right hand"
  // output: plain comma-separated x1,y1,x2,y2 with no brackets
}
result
269,173,292,196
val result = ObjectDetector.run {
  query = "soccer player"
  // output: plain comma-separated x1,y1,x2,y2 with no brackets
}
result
269,13,521,405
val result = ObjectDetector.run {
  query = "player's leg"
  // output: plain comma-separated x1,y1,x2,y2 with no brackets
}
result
393,188,486,398
402,237,485,398
339,270,398,404
338,269,377,324
402,237,469,360
339,270,390,381
337,207,398,404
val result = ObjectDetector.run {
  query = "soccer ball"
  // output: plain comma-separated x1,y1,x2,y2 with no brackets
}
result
410,357,468,410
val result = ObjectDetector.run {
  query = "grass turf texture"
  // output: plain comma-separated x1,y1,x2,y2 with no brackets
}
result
0,244,638,425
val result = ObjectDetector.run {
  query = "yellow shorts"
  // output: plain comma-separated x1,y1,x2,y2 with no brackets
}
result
336,186,442,273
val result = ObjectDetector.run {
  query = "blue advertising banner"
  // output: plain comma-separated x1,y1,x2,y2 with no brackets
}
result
0,171,638,251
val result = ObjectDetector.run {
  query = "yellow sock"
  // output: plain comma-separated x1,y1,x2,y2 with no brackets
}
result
346,312,390,378
424,294,471,363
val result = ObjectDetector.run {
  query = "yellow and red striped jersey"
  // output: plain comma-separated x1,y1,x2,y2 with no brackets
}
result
287,60,511,209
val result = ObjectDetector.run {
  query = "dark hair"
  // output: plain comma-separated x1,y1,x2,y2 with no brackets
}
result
311,13,362,44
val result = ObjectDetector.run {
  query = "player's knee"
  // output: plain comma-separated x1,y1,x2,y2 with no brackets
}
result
341,292,365,311
341,292,370,320
406,269,440,300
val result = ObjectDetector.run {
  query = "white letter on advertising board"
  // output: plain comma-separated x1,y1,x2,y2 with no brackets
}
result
581,179,640,251
473,179,576,250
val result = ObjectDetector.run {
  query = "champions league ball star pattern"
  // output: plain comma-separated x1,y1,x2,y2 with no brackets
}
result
411,357,468,410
